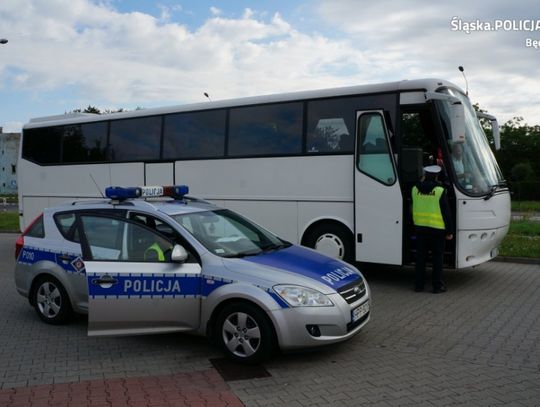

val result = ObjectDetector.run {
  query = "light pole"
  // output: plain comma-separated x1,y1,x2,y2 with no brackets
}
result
0,39,8,45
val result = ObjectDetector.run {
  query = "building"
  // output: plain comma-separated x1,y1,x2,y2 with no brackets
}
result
0,127,20,194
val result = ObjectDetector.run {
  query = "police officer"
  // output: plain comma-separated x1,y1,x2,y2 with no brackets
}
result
144,242,165,261
412,165,453,293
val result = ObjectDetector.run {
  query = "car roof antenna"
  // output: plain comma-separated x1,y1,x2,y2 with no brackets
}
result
89,174,105,198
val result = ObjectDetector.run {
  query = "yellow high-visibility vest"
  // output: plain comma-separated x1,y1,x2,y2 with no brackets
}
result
412,186,446,230
144,242,165,261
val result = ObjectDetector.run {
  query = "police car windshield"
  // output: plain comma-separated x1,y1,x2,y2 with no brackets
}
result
171,209,289,258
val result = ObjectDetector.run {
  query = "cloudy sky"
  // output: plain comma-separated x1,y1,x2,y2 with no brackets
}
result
0,0,539,132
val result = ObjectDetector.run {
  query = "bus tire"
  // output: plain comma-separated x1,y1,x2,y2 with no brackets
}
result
304,222,354,263
215,302,275,364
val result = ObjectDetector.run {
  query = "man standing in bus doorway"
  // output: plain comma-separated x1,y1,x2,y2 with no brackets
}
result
412,165,454,293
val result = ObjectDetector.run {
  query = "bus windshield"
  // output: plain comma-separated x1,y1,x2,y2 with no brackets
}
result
437,88,505,196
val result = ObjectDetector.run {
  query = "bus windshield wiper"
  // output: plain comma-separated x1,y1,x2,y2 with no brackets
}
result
484,185,498,201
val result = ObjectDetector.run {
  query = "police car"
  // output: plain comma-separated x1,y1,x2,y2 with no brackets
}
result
15,185,370,363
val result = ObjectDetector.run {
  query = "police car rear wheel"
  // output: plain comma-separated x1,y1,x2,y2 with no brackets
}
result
33,277,72,324
217,303,274,364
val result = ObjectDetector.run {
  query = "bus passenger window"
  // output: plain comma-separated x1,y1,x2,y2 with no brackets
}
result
228,103,302,157
306,97,360,154
163,110,226,159
109,116,161,161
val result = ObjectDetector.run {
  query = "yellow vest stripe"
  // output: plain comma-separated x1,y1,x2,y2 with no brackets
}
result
144,242,165,261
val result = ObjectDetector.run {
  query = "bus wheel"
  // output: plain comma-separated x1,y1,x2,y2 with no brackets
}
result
304,223,354,263
215,302,275,364
32,276,72,325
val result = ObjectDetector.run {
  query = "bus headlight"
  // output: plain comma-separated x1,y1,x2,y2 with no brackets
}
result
273,285,334,307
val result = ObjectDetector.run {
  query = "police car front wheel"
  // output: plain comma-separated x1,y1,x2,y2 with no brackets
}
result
216,303,275,364
33,276,72,324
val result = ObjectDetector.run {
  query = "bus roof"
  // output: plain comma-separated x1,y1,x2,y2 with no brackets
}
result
25,78,462,129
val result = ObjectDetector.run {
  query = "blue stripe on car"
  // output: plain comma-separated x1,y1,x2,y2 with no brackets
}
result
244,245,360,289
18,246,85,274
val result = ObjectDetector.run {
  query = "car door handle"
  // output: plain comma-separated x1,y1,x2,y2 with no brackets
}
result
92,276,119,285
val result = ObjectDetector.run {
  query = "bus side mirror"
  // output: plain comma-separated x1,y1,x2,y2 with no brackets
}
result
492,121,501,150
476,112,501,150
450,102,466,144
171,244,189,263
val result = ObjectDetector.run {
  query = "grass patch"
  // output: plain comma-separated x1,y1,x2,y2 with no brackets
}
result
511,200,540,212
499,219,540,258
0,212,19,232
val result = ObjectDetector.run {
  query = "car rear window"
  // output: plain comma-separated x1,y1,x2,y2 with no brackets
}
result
26,215,45,238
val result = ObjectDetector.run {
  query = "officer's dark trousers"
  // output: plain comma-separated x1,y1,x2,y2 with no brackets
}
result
414,227,446,291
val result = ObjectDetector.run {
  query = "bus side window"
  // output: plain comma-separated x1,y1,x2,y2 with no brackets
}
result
306,97,360,154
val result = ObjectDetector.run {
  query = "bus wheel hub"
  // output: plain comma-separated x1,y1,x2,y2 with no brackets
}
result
315,233,344,259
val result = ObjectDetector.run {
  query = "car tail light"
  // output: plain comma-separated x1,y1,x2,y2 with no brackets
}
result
15,213,42,260
15,235,24,260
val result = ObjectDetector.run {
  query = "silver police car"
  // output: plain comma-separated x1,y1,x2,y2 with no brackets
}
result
15,185,370,363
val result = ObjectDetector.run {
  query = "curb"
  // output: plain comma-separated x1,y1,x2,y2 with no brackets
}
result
493,256,540,265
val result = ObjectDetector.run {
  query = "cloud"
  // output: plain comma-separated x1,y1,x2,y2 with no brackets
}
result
209,6,221,16
0,0,375,119
315,0,540,124
0,0,538,129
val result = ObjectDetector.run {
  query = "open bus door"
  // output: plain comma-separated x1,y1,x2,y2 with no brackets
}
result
399,105,457,267
354,111,402,265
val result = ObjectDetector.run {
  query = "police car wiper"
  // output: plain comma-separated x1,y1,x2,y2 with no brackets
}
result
261,242,292,253
222,249,262,258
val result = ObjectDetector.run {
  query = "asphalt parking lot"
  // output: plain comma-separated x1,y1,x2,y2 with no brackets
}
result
0,232,539,406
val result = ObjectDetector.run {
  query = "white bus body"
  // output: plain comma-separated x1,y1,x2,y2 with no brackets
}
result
19,79,510,268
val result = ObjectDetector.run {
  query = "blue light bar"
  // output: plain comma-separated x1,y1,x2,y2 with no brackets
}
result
105,185,189,201
105,186,142,200
170,185,189,197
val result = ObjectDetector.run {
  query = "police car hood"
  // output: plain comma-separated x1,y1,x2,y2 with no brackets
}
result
222,245,361,294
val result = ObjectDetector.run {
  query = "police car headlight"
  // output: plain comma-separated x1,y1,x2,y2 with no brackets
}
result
273,285,334,307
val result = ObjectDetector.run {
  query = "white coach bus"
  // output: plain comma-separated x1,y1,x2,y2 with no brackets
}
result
19,78,510,268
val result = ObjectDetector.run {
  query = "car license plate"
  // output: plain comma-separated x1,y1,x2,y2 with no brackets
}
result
352,301,369,323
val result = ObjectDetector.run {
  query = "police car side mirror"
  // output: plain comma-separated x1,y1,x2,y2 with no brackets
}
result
171,244,189,263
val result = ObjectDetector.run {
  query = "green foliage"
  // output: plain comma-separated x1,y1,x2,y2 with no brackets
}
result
508,219,540,236
474,104,540,200
70,106,131,115
71,105,101,114
511,162,535,181
511,200,540,212
499,235,540,258
497,117,540,182
0,212,19,231
499,219,540,258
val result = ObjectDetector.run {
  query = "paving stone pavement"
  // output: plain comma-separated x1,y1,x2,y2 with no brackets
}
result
1,233,539,406
0,370,244,406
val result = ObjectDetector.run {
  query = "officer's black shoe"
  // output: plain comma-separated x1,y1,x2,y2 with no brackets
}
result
414,286,424,292
433,286,447,294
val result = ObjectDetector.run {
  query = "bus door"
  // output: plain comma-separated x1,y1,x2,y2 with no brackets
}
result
399,105,456,266
354,111,402,264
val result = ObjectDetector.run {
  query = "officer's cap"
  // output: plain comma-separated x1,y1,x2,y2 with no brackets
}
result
424,165,442,174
